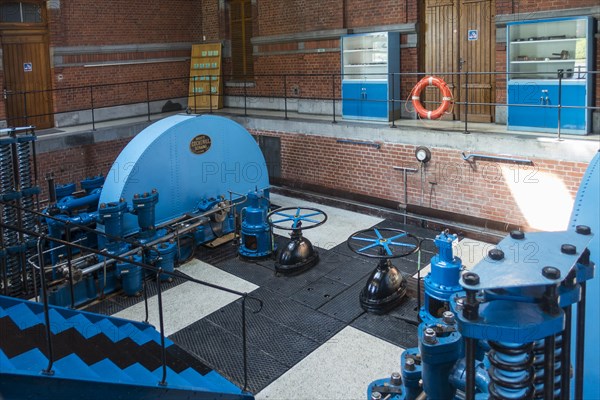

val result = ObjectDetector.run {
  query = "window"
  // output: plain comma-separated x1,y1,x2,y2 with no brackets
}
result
230,0,254,79
0,2,42,23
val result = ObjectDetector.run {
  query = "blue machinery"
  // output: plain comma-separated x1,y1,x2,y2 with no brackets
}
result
1,115,272,307
367,153,600,400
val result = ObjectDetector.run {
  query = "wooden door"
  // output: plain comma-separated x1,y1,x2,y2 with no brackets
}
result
459,0,494,122
1,29,53,128
424,0,495,122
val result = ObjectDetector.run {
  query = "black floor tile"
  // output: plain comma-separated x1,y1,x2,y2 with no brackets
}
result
322,251,374,287
214,256,275,286
290,276,348,310
351,305,419,349
170,318,288,394
317,277,367,323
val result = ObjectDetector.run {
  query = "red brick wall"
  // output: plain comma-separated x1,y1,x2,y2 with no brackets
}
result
256,1,343,36
345,0,415,28
36,138,133,196
251,129,587,230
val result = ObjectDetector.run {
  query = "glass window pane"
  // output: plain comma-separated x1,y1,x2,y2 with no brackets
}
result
22,3,42,23
0,3,22,23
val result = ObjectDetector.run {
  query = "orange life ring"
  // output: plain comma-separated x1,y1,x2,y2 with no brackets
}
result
411,76,453,120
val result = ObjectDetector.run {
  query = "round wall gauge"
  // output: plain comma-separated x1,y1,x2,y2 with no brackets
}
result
415,146,431,163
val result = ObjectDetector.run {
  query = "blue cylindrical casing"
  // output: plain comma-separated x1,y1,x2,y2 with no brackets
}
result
401,349,423,400
56,189,101,213
80,175,104,194
132,190,159,231
55,183,76,201
153,241,177,281
116,254,143,296
421,231,463,322
418,324,463,400
239,191,274,258
97,200,128,255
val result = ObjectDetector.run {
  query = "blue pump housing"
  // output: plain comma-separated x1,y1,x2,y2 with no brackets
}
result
239,190,274,259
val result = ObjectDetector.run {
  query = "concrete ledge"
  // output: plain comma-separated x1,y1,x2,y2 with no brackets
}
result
495,6,600,26
54,97,187,128
228,114,599,163
52,42,194,56
35,120,152,154
252,29,348,45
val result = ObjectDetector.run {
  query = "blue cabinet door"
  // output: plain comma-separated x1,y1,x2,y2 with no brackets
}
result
508,82,546,129
342,82,363,118
508,82,586,132
553,84,586,131
363,83,389,119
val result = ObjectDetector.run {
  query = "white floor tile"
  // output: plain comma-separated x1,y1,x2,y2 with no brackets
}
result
269,193,383,250
255,326,403,400
113,259,258,336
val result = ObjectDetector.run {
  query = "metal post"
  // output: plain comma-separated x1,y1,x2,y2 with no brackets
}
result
209,81,213,114
543,335,556,400
23,92,28,126
143,278,149,324
390,73,396,128
193,78,197,114
244,75,248,116
557,69,563,141
65,226,75,309
560,306,572,400
90,86,96,131
464,71,470,134
403,169,408,224
156,269,168,386
332,74,337,124
284,75,288,120
146,81,151,122
465,337,476,400
241,295,249,392
575,282,586,399
37,238,54,376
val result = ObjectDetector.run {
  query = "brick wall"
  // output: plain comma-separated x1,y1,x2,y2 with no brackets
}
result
251,129,587,231
36,138,133,197
256,1,343,36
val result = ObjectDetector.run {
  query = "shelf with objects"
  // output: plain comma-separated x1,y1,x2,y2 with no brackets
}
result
506,16,593,134
187,43,223,112
341,32,400,122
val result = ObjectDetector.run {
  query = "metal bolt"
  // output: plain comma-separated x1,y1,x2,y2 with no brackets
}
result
442,311,455,324
100,203,106,209
371,392,382,400
119,197,125,202
404,357,416,371
462,272,480,286
390,372,402,386
542,266,561,280
134,193,140,199
561,244,576,255
143,192,149,198
152,188,158,194
423,328,437,344
576,225,591,235
510,230,525,240
488,248,504,261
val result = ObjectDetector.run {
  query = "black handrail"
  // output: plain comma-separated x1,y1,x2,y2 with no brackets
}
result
0,202,263,393
3,69,599,139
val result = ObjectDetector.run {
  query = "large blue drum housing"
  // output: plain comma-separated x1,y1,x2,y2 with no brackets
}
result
98,114,269,236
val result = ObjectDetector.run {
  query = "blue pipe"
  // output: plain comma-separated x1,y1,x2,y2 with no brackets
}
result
56,188,101,213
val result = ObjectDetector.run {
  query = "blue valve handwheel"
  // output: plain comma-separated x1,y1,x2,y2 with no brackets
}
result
267,207,327,231
347,228,420,259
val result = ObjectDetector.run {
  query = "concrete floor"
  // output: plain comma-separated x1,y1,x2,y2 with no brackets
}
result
108,193,491,399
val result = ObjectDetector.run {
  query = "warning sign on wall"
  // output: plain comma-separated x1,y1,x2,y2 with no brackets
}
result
23,63,33,72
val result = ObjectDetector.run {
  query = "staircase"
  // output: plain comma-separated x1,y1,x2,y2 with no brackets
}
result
0,295,253,400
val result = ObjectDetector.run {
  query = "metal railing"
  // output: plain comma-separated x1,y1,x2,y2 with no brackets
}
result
0,198,261,392
2,69,598,138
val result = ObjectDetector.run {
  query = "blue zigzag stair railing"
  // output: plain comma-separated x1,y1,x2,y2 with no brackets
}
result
268,207,327,275
0,203,260,400
347,228,420,314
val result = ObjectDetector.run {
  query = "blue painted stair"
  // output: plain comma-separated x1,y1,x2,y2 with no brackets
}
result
0,295,254,400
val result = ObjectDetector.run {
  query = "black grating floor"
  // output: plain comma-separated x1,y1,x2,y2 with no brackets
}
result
163,219,436,393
